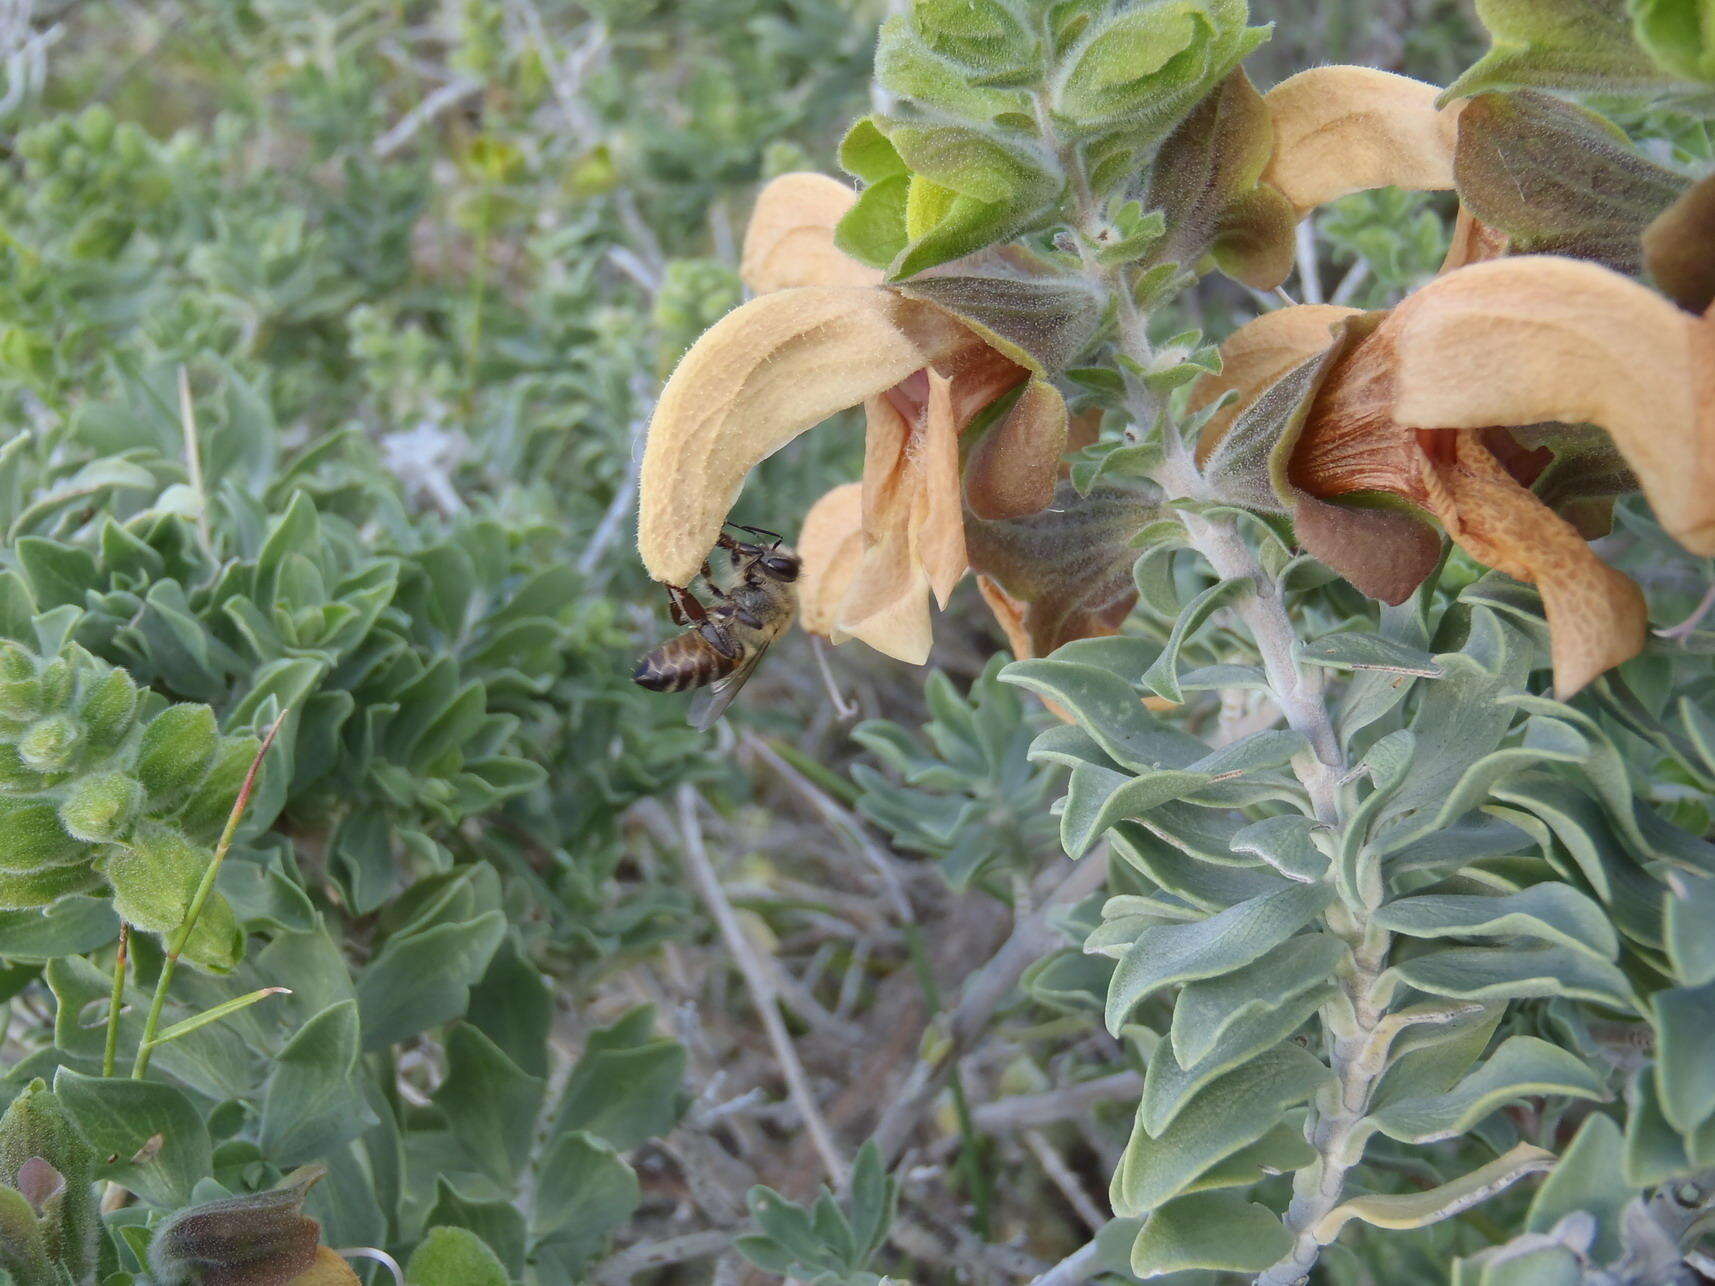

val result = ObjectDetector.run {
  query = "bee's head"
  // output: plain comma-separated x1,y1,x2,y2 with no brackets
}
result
758,549,800,582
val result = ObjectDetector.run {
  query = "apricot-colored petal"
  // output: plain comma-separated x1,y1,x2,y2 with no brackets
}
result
1385,255,1715,556
941,341,1029,424
1418,436,1646,697
965,378,1069,520
914,369,968,608
638,287,970,586
1262,66,1462,216
1439,205,1511,274
977,574,1034,660
740,173,885,293
797,482,865,637
861,382,917,539
837,522,935,664
1191,304,1363,461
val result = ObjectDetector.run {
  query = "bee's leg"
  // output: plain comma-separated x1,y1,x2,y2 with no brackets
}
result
698,617,742,659
667,584,706,628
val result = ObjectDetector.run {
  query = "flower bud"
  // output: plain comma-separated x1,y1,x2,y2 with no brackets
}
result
181,893,244,973
0,1082,96,1278
0,799,84,872
58,772,145,844
148,1166,326,1286
175,736,259,844
0,863,100,911
34,660,71,712
1632,0,1715,84
911,0,1038,76
1053,0,1264,142
135,704,219,800
17,715,81,774
101,823,201,934
405,1226,509,1286
77,666,138,749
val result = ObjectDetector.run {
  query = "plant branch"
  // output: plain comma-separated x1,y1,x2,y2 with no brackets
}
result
1030,1236,1106,1286
1045,103,1390,1285
870,850,1110,1164
100,921,128,1079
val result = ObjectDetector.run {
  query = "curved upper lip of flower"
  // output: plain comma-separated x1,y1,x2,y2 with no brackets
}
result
636,173,1073,663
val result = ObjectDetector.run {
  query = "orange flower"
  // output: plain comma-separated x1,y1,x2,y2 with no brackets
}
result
1195,256,1715,696
639,173,1074,664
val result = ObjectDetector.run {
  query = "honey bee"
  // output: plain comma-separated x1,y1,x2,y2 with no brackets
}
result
633,524,800,729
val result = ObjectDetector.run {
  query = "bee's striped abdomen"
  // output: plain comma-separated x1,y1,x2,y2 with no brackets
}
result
633,630,739,692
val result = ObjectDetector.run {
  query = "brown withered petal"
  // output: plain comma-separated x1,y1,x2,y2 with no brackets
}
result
1439,205,1511,274
1201,308,1443,605
1417,435,1646,696
740,173,884,294
637,287,972,587
964,378,1070,520
1293,496,1445,607
1644,173,1715,314
797,482,864,638
1262,66,1461,216
1385,255,1715,556
1191,304,1362,460
1211,184,1300,290
1065,406,1104,459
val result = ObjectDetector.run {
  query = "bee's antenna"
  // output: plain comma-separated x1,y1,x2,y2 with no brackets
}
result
723,522,785,550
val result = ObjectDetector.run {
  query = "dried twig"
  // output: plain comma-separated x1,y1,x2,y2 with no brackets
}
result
373,76,483,158
591,1229,733,1284
969,1071,1142,1135
870,851,1110,1162
1030,1236,1105,1286
676,783,847,1187
741,732,914,923
1024,1130,1107,1233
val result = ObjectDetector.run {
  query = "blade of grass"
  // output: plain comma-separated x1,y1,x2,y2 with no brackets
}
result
132,711,285,1079
144,986,292,1050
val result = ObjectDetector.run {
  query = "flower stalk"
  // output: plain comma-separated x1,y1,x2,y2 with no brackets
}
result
1050,105,1389,1282
101,922,129,1079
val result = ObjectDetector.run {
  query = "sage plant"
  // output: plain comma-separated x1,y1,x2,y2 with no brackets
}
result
637,0,1715,1279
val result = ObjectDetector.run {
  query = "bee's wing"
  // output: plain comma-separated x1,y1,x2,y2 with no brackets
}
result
687,638,772,730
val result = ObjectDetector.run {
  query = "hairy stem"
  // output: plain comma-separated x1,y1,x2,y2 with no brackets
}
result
1049,114,1389,1285
101,922,129,1079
